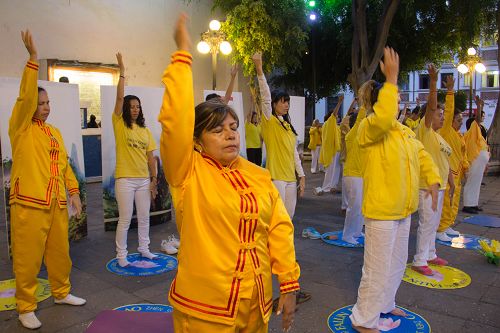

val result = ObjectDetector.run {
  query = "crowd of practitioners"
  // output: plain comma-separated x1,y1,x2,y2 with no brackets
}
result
7,13,490,333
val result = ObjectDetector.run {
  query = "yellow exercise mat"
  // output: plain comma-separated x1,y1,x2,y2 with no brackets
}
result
402,264,471,289
0,278,51,311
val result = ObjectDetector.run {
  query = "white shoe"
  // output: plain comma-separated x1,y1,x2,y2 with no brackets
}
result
19,312,42,330
161,240,178,254
445,227,460,236
312,187,324,196
436,232,452,242
342,237,359,245
168,235,181,248
117,258,131,267
140,251,158,260
54,294,86,306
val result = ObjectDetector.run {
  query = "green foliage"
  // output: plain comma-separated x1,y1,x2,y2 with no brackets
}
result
215,0,308,76
437,89,468,112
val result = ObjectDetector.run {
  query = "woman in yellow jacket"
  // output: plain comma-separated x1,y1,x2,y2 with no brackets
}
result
308,119,322,173
159,15,300,333
9,31,86,330
436,75,469,240
411,64,453,276
349,48,440,333
252,53,305,219
245,111,263,166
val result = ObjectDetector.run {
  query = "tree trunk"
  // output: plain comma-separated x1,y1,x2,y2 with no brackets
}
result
350,0,400,94
487,1,500,163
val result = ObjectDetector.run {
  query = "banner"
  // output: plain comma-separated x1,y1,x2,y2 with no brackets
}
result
100,86,171,230
0,77,87,242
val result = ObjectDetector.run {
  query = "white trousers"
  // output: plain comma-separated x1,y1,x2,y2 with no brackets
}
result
350,216,411,329
310,146,323,173
272,180,297,219
342,177,364,243
320,153,341,192
413,190,445,266
341,174,348,210
463,150,490,207
115,178,152,259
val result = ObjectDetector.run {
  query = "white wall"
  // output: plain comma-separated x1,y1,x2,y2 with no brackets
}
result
0,0,236,103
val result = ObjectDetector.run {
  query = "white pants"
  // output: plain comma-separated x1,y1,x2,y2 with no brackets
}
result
463,150,490,207
350,216,411,329
320,153,341,192
413,190,445,266
115,178,152,259
310,146,323,173
341,175,348,210
273,180,297,219
342,177,364,243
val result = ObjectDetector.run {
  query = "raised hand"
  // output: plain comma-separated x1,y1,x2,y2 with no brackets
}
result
379,47,399,85
21,30,37,61
427,63,438,83
445,75,455,91
174,13,191,52
116,52,125,75
231,64,239,77
252,52,263,75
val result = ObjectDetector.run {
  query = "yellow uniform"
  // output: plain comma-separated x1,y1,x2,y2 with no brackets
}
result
464,121,488,163
339,115,350,163
159,52,300,328
307,126,322,150
416,121,452,190
357,83,441,220
343,107,367,177
245,122,262,149
9,61,79,313
405,118,420,131
112,113,157,178
438,92,469,232
319,115,340,168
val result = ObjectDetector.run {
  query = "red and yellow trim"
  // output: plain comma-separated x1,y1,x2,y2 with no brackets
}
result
171,51,192,66
280,280,300,294
26,61,39,71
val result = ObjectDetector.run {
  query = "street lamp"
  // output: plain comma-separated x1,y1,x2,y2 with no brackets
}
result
196,19,232,90
457,47,486,117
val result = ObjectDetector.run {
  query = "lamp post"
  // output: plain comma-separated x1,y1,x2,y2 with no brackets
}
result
196,20,232,90
457,47,486,117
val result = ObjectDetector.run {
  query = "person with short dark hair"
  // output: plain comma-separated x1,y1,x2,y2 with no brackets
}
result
87,114,99,128
58,76,69,83
245,111,262,165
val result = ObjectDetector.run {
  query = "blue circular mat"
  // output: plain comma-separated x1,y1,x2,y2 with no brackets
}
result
436,234,490,250
106,253,177,276
321,231,364,248
114,303,173,312
327,305,431,332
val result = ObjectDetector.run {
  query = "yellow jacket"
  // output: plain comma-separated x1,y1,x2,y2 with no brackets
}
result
159,51,300,325
308,126,322,150
319,114,340,167
438,92,469,177
404,118,420,131
344,107,367,177
8,61,79,209
464,120,488,163
357,83,441,220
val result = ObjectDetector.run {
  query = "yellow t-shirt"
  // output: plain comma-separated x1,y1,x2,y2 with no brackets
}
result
405,118,420,131
113,113,157,178
344,107,367,177
319,116,340,168
416,122,452,190
308,126,322,150
245,122,262,149
261,116,297,182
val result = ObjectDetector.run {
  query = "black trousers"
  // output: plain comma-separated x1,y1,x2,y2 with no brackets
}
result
246,148,262,166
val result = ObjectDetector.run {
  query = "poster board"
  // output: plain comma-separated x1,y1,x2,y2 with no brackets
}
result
100,85,171,230
0,77,87,243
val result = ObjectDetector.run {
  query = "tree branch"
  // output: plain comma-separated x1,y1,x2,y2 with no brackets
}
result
357,0,370,68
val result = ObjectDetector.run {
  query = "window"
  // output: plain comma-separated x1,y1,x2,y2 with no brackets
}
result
419,74,429,90
440,73,453,89
482,71,499,88
463,73,471,87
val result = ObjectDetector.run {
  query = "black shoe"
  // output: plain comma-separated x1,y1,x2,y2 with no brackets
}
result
462,206,478,214
474,206,483,212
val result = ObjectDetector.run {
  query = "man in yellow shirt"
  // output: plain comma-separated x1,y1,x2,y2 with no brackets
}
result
436,76,469,240
308,119,322,173
245,112,263,166
411,65,453,276
9,30,86,330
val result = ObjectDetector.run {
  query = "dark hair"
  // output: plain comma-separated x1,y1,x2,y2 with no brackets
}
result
271,90,297,135
90,114,96,121
454,108,463,117
38,86,46,93
349,112,358,128
206,93,221,101
466,117,474,130
194,100,239,140
122,95,145,128
59,76,69,83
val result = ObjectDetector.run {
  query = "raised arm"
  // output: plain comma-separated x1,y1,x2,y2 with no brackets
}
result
252,52,272,120
474,95,484,124
9,30,39,139
113,52,125,116
158,14,194,187
358,47,400,146
424,64,438,128
443,75,455,130
222,64,239,104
